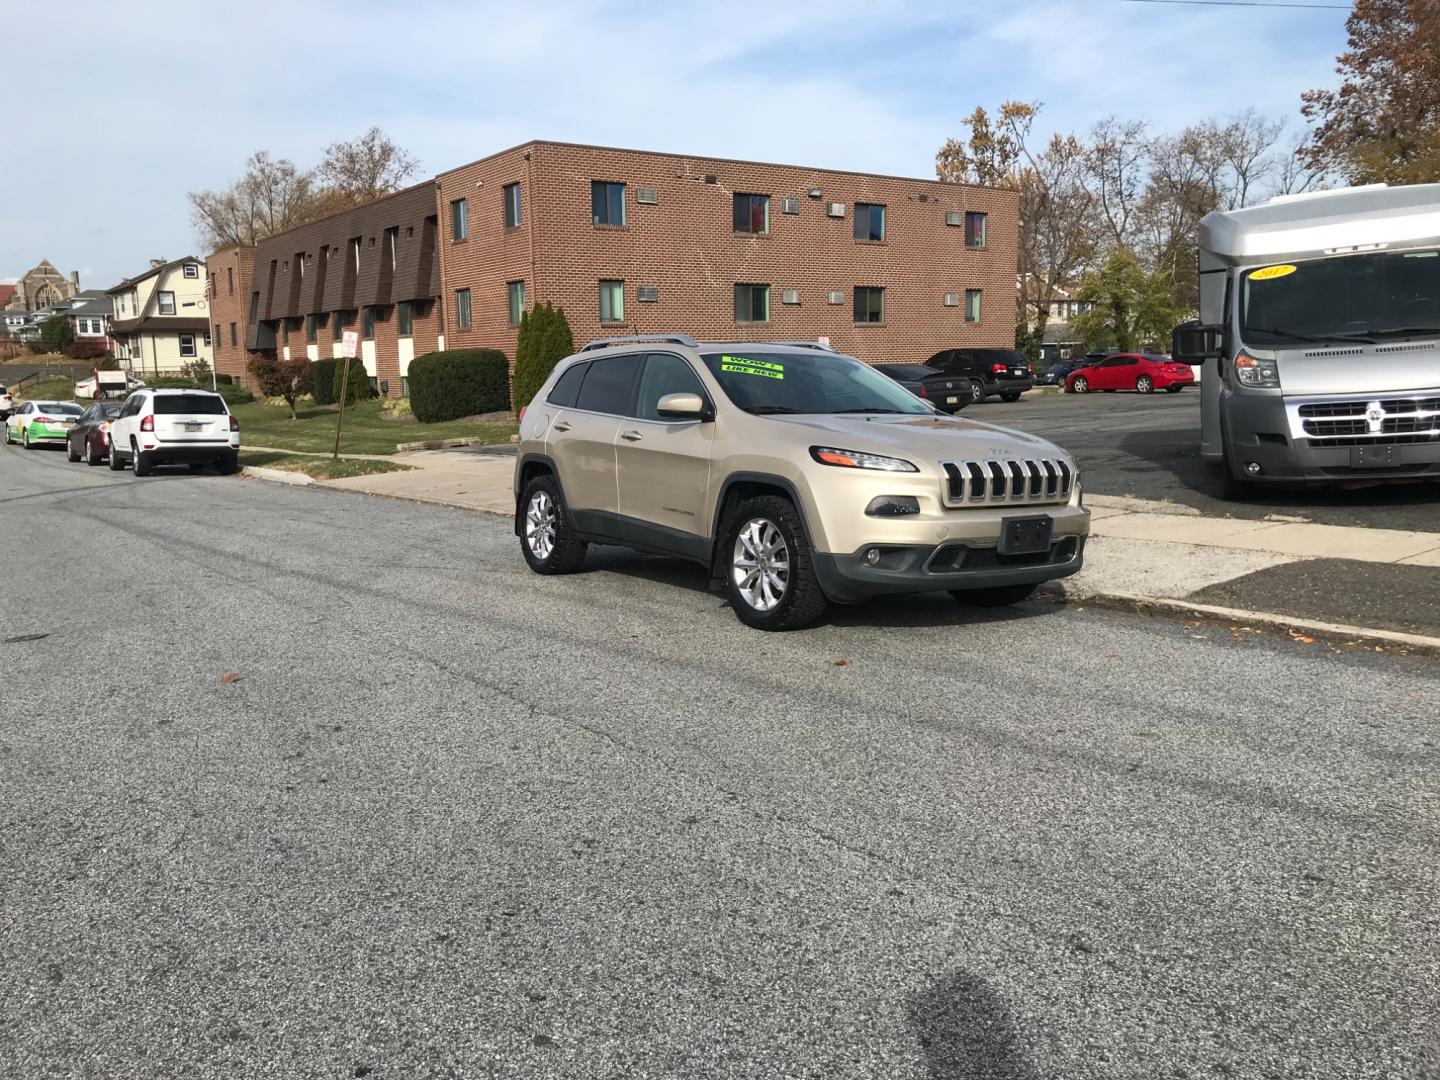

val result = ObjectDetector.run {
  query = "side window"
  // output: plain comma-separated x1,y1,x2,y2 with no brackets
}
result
122,395,144,417
546,361,589,407
635,353,707,420
574,354,641,415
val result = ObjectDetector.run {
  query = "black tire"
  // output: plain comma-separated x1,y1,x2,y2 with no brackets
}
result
67,438,81,463
218,452,240,475
86,440,103,466
950,583,1037,608
1136,375,1154,394
721,495,828,631
22,427,33,449
1071,375,1089,394
969,380,986,405
1218,432,1254,502
108,443,125,470
1000,392,1022,403
131,440,152,477
519,474,588,574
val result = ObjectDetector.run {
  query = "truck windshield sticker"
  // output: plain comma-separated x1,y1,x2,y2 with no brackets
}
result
1251,264,1297,281
720,356,785,380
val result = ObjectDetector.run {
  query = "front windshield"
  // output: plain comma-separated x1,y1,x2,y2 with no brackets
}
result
1241,250,1440,348
701,351,934,415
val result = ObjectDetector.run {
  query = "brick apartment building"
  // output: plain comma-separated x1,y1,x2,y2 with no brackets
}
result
437,141,1017,366
219,140,1016,399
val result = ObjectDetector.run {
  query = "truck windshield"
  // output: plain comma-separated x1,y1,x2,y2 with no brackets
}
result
1241,249,1440,348
700,352,933,415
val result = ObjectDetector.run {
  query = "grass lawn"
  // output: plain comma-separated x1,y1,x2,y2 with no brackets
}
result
13,375,78,402
239,450,414,480
232,399,517,456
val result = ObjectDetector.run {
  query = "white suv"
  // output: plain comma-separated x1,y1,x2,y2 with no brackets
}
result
108,388,240,476
0,384,13,419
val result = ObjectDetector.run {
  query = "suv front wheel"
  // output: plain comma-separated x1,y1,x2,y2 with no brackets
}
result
519,475,587,574
723,496,827,631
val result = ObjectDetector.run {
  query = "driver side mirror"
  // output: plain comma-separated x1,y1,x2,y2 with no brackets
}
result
656,392,713,420
1171,321,1222,363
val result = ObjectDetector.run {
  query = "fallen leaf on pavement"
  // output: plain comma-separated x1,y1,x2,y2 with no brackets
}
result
220,672,241,683
832,659,850,667
1104,650,1117,661
1288,630,1316,645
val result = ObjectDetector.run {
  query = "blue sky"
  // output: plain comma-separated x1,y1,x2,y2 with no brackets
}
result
0,0,1349,292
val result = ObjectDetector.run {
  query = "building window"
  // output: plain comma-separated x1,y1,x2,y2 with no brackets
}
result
227,267,235,295
503,182,522,228
385,226,399,270
451,198,468,241
598,279,624,323
307,314,319,343
297,252,306,280
965,211,987,248
350,237,362,271
591,181,626,226
455,288,472,330
183,264,198,278
230,322,237,347
203,329,212,347
507,281,525,326
249,292,259,321
179,333,196,357
214,322,222,345
733,193,769,235
398,301,413,336
965,289,982,323
733,284,770,324
854,203,886,242
362,307,376,339
157,291,176,315
854,286,885,323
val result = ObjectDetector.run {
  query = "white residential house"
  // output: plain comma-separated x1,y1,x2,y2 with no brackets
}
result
106,257,213,375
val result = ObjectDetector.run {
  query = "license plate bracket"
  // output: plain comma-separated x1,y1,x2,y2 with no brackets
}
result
184,422,204,432
999,514,1053,556
1350,445,1396,468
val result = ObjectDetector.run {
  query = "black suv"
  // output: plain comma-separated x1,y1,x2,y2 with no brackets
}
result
921,348,1034,411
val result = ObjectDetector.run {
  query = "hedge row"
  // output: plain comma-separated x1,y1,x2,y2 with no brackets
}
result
408,349,509,422
142,375,254,406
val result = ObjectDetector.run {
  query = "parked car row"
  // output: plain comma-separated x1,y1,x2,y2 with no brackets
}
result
4,388,241,475
872,348,1194,406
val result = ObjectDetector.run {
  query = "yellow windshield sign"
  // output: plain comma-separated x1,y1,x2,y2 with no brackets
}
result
1251,264,1297,281
720,356,785,380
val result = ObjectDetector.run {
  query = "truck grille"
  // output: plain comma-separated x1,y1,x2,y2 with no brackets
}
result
939,458,1073,507
1296,395,1440,445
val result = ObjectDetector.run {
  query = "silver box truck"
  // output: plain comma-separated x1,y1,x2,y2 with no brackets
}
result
1172,183,1440,495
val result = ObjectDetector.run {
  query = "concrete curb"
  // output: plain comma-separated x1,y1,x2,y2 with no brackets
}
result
395,435,519,452
242,465,314,487
1054,585,1440,658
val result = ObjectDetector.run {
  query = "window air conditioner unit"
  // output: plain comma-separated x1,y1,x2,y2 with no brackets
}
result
781,289,800,305
945,211,962,226
636,187,659,205
826,202,845,218
780,197,800,215
943,292,960,307
637,286,659,302
827,290,844,305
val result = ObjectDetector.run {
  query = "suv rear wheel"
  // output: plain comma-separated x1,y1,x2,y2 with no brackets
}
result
131,439,152,477
969,380,986,405
520,475,587,574
950,583,1036,607
723,495,827,631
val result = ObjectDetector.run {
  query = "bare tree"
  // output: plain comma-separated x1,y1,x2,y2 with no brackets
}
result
1086,117,1148,251
1273,133,1329,196
188,152,318,251
1212,110,1285,209
316,127,420,207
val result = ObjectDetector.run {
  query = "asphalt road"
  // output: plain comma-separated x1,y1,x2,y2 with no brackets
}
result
968,388,1440,532
3,443,1439,1079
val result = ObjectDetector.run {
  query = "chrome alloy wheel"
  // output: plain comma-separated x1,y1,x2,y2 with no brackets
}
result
525,490,558,561
732,517,790,612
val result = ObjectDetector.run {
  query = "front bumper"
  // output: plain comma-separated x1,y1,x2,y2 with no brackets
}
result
814,535,1085,603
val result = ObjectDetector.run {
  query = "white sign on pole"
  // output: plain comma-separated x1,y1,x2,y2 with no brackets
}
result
341,330,360,359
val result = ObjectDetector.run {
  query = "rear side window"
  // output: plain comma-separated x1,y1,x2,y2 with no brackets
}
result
546,362,589,407
574,354,641,415
153,394,227,415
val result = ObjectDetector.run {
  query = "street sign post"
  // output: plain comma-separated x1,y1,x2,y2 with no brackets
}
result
333,331,360,460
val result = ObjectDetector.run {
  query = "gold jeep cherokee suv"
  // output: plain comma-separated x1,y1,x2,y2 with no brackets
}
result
515,336,1090,630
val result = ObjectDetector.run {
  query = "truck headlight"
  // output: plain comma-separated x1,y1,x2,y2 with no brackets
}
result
1234,352,1280,389
810,447,918,472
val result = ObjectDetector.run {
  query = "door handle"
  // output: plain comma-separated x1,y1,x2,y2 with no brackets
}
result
619,430,643,442
552,421,571,432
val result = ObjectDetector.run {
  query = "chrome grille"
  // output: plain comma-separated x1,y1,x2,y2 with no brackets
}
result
940,457,1073,507
1291,393,1440,444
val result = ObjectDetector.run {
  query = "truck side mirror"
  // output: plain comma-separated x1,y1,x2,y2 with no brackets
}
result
1171,321,1222,364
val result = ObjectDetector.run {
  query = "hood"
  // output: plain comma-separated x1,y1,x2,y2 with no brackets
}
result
1274,343,1440,396
767,412,1069,463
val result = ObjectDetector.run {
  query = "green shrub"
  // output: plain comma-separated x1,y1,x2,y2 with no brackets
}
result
511,301,574,412
311,357,341,405
137,374,253,405
333,356,375,405
408,349,510,423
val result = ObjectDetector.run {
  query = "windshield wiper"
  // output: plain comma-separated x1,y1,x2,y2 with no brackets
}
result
743,405,802,415
1247,326,1377,345
830,408,912,414
1369,326,1440,339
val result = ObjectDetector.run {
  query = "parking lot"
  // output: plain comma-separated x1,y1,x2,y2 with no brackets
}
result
973,388,1440,532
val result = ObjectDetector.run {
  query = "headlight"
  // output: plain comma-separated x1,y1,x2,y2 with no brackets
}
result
810,446,919,472
1234,351,1280,389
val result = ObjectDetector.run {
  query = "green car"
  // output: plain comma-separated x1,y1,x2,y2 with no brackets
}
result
4,400,84,448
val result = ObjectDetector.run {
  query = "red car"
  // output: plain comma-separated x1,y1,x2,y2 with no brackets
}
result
65,402,124,465
1065,353,1195,395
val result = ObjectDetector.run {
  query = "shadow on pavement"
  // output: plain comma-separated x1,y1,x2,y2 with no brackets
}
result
909,970,1039,1080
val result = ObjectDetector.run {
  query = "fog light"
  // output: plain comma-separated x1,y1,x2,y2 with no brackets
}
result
1246,461,1263,475
865,495,920,517
863,548,882,566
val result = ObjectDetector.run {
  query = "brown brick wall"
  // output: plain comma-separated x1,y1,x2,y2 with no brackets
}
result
206,247,258,388
435,140,1018,366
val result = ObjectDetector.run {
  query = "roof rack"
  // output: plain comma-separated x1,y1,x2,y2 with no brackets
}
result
766,340,836,352
578,334,698,352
